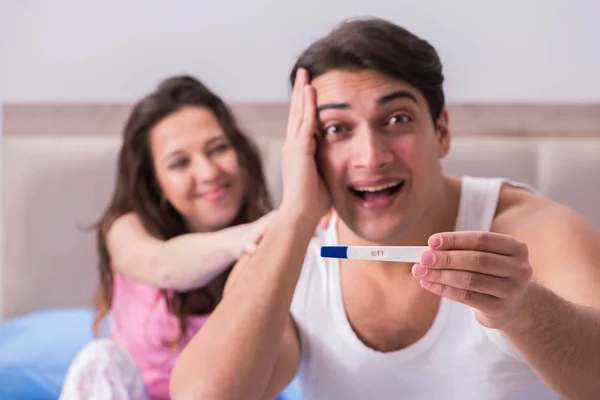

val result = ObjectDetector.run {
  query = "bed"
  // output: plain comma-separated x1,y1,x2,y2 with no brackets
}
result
2,101,600,399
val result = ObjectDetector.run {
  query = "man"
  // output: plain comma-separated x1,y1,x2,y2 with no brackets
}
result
171,17,600,400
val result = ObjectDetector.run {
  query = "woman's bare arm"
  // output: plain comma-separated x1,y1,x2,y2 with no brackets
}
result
106,211,274,291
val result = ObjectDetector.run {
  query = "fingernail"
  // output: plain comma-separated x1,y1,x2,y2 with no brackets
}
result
429,235,442,249
421,252,435,266
413,264,427,277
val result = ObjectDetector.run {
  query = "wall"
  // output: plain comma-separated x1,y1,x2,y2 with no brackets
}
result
0,0,599,320
1,0,599,103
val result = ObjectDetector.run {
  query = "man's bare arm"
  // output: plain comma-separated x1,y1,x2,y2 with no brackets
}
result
171,68,329,400
500,202,600,400
170,211,313,400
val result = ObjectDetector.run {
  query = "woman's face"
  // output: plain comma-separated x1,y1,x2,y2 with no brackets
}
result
150,106,247,232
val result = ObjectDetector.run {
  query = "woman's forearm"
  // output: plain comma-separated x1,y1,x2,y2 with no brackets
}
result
154,224,249,291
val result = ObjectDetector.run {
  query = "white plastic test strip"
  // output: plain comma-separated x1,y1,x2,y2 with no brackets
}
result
320,246,429,263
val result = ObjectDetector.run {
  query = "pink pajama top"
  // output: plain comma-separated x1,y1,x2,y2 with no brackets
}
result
110,273,209,400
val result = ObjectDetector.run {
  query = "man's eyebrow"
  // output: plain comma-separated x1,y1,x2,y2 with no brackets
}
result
317,102,350,113
316,90,418,114
377,90,418,106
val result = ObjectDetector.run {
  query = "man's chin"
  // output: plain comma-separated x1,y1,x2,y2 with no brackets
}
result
356,228,400,245
342,219,404,245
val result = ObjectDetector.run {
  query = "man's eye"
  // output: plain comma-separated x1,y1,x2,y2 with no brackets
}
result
389,114,412,125
325,124,344,135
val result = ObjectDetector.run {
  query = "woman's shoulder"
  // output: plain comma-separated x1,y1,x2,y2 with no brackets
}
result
106,212,145,237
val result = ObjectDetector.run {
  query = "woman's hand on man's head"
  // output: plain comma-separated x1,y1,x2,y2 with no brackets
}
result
240,210,278,255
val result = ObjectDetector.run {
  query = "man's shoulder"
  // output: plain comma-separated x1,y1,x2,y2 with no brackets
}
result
492,182,594,245
490,180,600,308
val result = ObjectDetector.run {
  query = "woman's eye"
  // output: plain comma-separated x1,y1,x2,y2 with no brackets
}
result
209,143,230,153
169,159,189,169
389,114,412,125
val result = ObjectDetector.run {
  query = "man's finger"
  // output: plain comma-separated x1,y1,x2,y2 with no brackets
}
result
429,231,526,257
299,85,317,143
419,250,514,277
288,69,303,126
419,280,501,313
414,265,515,298
287,68,308,139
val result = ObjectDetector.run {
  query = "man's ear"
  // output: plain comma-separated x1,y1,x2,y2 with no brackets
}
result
435,108,450,159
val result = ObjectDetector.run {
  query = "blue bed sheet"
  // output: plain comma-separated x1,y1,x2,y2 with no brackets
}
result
0,308,302,399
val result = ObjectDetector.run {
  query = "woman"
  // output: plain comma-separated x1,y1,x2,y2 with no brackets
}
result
60,75,275,400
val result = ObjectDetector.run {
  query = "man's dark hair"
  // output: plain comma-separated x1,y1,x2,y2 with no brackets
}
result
290,17,445,123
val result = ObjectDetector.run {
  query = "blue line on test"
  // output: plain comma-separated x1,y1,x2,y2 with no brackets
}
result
320,246,348,259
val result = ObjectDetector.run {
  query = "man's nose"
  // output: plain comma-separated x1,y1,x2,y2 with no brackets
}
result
350,129,393,171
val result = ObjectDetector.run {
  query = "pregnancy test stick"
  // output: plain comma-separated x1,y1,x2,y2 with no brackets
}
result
320,246,428,263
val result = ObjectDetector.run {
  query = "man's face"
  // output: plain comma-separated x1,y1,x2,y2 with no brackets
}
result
313,69,450,243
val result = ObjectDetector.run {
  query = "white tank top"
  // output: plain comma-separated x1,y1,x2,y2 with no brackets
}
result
290,176,560,400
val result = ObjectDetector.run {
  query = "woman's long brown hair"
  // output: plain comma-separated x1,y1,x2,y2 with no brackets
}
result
91,75,273,345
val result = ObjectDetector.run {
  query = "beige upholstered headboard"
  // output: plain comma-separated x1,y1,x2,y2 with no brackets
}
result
3,102,600,321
